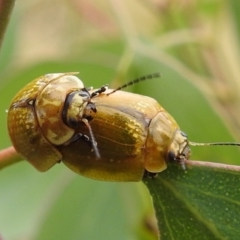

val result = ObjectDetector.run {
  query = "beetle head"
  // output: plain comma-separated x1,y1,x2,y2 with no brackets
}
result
167,130,191,170
63,89,96,128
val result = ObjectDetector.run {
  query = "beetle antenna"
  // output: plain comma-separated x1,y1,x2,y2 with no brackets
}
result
107,73,161,96
82,119,101,159
189,141,240,147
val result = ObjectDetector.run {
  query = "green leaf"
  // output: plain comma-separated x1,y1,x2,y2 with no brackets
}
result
143,161,240,240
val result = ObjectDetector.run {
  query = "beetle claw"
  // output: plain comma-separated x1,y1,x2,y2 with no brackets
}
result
143,170,158,179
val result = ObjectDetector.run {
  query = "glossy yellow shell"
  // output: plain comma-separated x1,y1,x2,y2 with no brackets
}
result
60,89,182,181
8,73,190,181
7,73,84,171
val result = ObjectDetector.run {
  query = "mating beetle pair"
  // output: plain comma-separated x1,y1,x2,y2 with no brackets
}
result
7,73,239,181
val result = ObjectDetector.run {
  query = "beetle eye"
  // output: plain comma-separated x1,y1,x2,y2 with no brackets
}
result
79,90,91,101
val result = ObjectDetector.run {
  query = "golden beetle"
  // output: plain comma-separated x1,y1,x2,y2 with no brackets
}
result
7,73,239,181
60,88,191,181
7,73,103,171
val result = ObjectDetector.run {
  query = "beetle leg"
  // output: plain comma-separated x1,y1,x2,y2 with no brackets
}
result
64,132,99,153
143,170,158,179
67,133,92,147
62,133,88,146
81,118,100,159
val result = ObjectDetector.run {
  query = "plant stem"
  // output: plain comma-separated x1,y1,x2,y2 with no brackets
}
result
185,159,240,171
0,146,23,170
0,0,15,50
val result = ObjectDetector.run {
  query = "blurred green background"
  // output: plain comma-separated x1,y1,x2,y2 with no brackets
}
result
1,0,240,239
